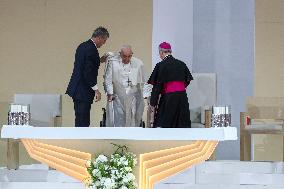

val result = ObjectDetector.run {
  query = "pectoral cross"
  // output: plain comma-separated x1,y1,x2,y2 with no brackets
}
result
127,77,132,87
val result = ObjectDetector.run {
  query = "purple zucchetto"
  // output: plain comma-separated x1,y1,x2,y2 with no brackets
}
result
159,42,171,50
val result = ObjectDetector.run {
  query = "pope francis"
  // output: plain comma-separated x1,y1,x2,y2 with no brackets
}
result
103,45,151,127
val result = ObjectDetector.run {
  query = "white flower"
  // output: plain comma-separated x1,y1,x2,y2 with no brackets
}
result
94,181,100,186
101,177,106,182
92,169,100,176
126,173,135,181
133,158,138,165
120,157,126,162
124,161,128,166
88,185,96,189
84,177,93,186
86,160,92,167
111,169,119,176
103,178,115,189
96,155,108,163
116,172,123,179
125,167,132,172
122,177,129,183
86,149,138,189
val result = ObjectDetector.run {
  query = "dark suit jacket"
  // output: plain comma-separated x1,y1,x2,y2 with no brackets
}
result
66,39,100,103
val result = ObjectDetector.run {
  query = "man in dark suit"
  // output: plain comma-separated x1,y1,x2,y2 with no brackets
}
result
66,27,109,127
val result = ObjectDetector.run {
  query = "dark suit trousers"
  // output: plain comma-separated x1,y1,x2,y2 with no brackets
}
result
73,100,91,127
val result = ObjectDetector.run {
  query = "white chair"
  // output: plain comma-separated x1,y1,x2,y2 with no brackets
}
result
188,73,217,128
13,94,62,127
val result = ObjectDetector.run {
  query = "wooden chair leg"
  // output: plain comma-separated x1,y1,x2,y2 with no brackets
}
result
7,139,19,170
54,116,62,127
205,110,212,128
243,133,251,161
49,116,62,127
240,112,251,161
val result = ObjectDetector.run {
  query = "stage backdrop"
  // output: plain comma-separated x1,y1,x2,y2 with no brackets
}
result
152,0,193,70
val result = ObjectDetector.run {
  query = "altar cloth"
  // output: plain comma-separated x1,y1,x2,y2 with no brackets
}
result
1,125,237,141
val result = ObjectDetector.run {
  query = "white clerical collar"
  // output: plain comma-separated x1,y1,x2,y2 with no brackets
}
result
163,54,171,60
90,38,97,48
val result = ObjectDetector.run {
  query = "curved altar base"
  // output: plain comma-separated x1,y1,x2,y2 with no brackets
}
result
21,139,217,189
20,139,201,186
139,140,218,189
21,139,91,182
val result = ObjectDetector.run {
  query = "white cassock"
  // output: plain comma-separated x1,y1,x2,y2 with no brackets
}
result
104,53,151,127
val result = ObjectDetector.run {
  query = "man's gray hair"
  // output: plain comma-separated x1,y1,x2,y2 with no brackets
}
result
92,26,109,38
120,45,132,53
159,47,172,53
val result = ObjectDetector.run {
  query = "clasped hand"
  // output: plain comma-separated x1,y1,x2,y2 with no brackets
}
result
107,94,114,102
95,90,101,102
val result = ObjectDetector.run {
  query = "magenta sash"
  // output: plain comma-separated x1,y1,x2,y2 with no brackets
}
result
162,81,186,94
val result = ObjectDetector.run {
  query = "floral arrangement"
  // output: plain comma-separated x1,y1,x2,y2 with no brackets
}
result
85,144,138,189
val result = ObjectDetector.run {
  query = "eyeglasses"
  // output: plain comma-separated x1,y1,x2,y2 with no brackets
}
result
122,54,132,59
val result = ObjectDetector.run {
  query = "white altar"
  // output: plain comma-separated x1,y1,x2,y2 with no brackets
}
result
1,126,237,189
1,126,237,140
